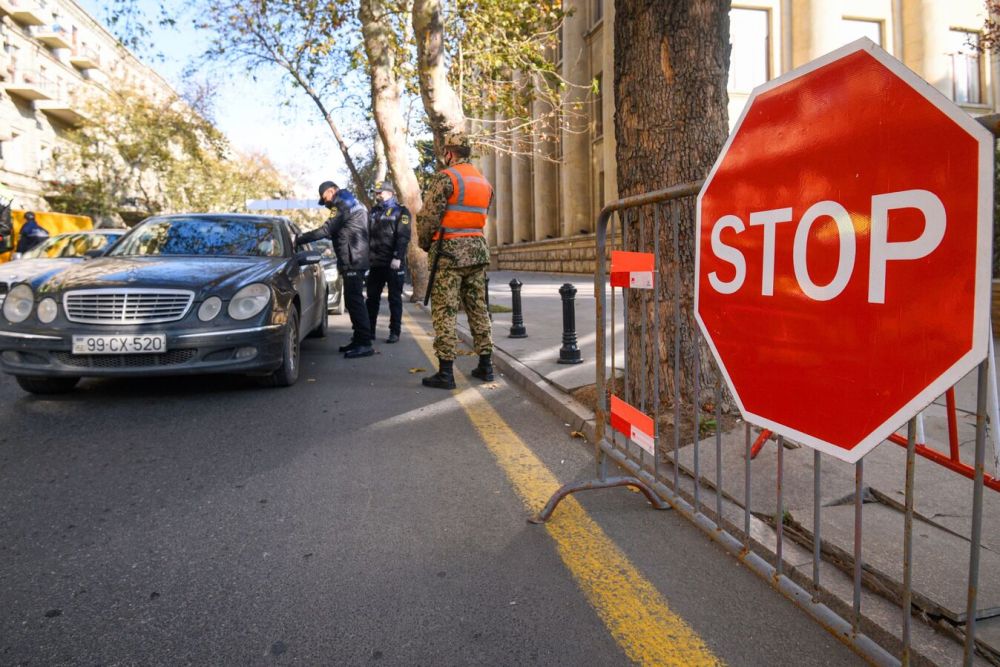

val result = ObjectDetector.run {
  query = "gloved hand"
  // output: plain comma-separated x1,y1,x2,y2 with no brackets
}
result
390,258,402,270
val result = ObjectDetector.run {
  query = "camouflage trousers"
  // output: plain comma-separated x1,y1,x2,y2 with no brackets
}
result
430,263,493,361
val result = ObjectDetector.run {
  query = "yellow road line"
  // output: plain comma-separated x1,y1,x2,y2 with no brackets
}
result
404,313,722,666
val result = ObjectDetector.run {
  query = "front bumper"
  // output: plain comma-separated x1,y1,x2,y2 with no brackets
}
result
0,323,286,378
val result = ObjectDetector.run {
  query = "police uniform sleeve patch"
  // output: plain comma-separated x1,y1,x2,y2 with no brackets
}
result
401,215,410,225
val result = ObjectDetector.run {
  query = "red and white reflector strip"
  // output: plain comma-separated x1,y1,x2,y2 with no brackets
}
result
610,395,655,455
610,251,655,289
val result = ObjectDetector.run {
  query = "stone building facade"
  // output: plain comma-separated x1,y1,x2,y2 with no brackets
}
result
479,0,1000,274
0,0,178,210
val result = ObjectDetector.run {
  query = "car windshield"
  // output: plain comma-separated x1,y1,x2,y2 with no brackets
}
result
109,217,285,258
22,232,123,259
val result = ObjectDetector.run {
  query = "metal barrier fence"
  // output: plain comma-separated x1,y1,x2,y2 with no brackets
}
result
532,180,994,666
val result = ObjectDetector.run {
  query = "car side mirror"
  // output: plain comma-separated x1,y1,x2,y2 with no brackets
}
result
295,250,322,266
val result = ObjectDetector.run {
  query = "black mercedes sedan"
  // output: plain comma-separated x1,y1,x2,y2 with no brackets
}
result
0,214,328,393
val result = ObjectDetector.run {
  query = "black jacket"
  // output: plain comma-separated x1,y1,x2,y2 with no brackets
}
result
297,189,370,271
367,198,412,268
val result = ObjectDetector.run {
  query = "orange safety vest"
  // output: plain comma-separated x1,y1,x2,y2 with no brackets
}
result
433,163,493,240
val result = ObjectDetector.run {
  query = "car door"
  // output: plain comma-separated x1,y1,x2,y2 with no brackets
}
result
287,222,323,333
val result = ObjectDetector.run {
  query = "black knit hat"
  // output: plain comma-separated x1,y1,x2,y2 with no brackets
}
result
317,181,337,205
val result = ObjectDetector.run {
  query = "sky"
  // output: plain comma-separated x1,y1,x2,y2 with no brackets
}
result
77,0,360,198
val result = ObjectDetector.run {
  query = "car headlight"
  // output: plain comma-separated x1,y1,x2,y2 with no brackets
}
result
3,284,34,323
198,296,223,322
37,298,58,324
228,283,271,321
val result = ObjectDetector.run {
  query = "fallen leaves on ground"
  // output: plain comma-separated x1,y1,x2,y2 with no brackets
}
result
409,367,427,374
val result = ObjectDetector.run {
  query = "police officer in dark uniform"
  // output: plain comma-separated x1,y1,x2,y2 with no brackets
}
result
15,211,48,255
366,180,412,344
296,181,374,358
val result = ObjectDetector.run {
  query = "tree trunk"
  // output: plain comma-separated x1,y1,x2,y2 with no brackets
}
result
374,133,388,183
412,0,466,147
614,0,731,424
360,0,429,300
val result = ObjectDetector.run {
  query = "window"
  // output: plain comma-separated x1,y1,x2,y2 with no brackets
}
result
728,7,770,94
949,29,983,105
593,73,603,138
593,0,603,25
841,18,883,47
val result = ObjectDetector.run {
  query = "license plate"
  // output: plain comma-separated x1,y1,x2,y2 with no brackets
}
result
72,334,167,355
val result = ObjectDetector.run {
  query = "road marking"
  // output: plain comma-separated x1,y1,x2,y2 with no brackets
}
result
403,313,722,666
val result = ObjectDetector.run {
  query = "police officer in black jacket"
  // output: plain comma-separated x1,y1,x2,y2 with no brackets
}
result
297,181,373,358
366,181,412,344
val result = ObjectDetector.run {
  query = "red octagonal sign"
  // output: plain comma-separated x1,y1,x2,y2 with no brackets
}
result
696,39,993,463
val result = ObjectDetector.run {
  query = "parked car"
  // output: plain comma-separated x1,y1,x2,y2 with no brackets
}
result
312,239,344,315
0,214,327,394
0,229,125,305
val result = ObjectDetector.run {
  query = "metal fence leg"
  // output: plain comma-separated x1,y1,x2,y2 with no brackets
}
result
902,418,916,666
963,360,989,665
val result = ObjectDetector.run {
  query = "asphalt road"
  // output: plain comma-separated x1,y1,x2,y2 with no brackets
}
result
0,304,864,666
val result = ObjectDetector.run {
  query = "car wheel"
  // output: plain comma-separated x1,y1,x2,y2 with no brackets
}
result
15,375,80,394
258,307,300,388
309,289,329,338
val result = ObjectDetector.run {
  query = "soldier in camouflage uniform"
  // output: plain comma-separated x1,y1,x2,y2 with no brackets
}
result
418,132,494,390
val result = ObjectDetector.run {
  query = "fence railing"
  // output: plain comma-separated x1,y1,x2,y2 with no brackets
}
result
532,179,995,666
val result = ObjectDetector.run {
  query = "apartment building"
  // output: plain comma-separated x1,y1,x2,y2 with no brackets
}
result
0,0,177,210
484,0,999,273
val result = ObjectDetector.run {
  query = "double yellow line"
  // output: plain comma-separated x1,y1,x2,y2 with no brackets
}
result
404,314,721,666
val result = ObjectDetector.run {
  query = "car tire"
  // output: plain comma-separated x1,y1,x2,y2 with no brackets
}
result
15,375,80,394
309,290,329,338
257,307,300,388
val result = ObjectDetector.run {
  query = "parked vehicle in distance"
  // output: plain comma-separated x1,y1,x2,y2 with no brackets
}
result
0,214,327,394
0,230,125,305
312,239,344,315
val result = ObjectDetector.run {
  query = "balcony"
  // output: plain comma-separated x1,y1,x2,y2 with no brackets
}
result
35,99,88,126
0,0,47,26
33,24,72,50
2,71,53,101
69,47,100,70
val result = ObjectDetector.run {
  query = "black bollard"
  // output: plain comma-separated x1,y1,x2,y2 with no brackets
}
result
509,278,527,338
557,283,582,365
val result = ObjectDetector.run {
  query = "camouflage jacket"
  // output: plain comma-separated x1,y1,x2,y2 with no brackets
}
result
416,158,490,268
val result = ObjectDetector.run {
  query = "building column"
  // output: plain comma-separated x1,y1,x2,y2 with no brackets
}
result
494,117,514,246
532,73,559,240
560,0,592,237
510,72,534,244
917,0,951,100
601,0,618,208
480,110,498,248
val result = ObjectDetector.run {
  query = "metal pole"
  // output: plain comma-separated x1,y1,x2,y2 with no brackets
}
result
672,204,682,493
693,327,701,512
715,383,723,526
745,423,752,551
557,283,583,365
902,418,916,666
963,360,990,665
508,278,527,338
776,435,785,577
853,458,865,635
639,209,648,471
813,449,822,600
653,205,662,479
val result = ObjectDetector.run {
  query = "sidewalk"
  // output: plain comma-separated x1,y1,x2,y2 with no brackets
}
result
433,269,999,666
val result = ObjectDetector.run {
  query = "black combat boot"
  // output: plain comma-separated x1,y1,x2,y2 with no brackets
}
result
422,359,456,390
470,353,494,382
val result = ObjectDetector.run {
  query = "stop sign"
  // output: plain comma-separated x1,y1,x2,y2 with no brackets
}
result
696,38,993,463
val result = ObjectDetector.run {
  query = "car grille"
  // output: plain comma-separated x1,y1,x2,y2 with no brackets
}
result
63,289,194,324
54,350,196,368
